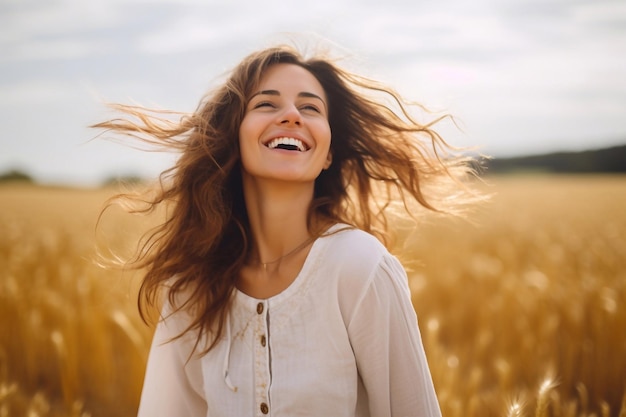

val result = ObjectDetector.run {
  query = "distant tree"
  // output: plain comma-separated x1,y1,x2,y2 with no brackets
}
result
102,175,145,187
0,169,34,183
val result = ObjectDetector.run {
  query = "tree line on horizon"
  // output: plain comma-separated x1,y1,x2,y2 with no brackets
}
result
1,144,625,186
483,143,626,174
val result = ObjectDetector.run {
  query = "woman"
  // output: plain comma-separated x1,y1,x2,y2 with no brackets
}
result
96,44,477,416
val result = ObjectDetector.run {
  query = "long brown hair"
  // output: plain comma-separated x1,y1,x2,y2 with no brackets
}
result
94,44,481,353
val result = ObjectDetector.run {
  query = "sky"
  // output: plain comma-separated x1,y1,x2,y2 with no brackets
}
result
1,0,625,186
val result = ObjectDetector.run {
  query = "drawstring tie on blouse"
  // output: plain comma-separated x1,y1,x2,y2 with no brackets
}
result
222,313,238,392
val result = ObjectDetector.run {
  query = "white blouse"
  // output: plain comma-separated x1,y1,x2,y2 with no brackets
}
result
138,224,442,417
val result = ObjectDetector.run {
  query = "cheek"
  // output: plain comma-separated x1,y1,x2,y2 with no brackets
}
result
238,116,258,149
313,118,331,145
238,116,251,144
320,125,332,152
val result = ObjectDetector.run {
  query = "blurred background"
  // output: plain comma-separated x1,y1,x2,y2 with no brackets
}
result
1,0,625,185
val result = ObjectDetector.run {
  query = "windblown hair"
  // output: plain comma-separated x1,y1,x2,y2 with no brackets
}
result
94,44,480,353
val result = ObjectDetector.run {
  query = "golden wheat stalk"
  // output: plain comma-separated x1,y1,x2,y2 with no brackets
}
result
51,330,77,411
535,377,557,417
619,389,626,417
506,401,524,417
110,310,147,355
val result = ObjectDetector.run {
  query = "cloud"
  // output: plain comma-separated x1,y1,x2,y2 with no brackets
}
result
1,38,113,62
0,0,122,63
0,79,79,104
573,0,626,23
1,0,120,39
1,0,626,184
135,9,253,55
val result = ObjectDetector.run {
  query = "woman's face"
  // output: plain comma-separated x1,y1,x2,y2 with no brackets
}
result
239,63,332,185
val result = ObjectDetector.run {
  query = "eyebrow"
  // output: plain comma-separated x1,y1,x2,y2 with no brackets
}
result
251,89,327,109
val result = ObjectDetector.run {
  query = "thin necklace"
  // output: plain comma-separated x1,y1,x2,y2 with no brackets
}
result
258,235,317,271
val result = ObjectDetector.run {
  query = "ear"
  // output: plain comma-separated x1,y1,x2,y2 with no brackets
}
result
323,150,333,170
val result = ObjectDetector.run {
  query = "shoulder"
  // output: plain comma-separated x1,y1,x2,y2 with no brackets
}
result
318,225,410,325
321,224,389,268
319,224,407,293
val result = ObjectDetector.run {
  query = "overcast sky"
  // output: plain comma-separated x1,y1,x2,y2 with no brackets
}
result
1,0,625,186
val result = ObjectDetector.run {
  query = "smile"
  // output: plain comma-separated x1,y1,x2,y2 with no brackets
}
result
265,137,309,152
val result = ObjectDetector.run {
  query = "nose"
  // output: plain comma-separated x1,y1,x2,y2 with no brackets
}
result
278,104,301,126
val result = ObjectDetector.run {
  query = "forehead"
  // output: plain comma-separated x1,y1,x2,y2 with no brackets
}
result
256,64,326,100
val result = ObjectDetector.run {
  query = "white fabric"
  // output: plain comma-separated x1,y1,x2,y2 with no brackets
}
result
137,224,442,417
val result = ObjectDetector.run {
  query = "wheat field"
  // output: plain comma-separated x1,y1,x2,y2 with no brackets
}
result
0,175,624,417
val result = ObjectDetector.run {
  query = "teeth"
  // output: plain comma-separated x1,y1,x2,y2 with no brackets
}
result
266,137,307,152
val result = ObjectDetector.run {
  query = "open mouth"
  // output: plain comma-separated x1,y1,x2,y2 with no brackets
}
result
265,137,309,152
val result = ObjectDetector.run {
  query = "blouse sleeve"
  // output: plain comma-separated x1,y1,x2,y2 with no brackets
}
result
137,300,208,417
347,254,442,417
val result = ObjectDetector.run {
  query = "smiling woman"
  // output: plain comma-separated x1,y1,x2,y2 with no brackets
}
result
238,64,332,186
93,44,481,417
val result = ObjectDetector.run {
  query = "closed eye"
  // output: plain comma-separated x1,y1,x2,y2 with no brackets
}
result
254,101,275,109
300,104,321,113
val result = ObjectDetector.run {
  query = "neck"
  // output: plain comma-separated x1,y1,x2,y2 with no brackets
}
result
242,176,316,266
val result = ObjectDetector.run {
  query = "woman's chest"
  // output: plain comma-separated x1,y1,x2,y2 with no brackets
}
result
199,297,358,416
